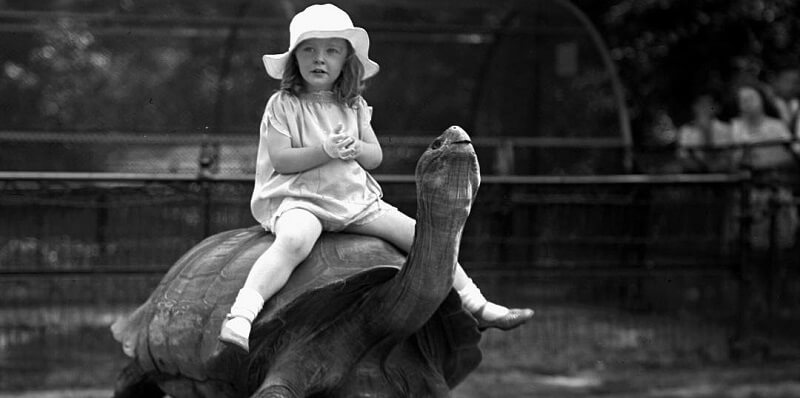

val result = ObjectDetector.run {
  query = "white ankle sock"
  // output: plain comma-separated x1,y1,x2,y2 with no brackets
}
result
224,288,265,340
456,278,508,321
229,287,265,323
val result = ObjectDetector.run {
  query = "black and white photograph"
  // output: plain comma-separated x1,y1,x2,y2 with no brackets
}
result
1,1,799,397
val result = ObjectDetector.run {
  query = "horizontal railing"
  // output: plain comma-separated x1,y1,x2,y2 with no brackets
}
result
0,171,759,279
0,130,627,147
0,170,749,184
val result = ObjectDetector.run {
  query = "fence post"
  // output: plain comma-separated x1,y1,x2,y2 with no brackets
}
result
767,184,780,322
95,191,108,264
198,141,218,237
732,175,753,358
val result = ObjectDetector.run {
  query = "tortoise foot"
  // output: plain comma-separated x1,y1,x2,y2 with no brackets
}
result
475,307,534,331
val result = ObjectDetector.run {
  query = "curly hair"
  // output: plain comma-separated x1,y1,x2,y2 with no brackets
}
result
279,41,365,107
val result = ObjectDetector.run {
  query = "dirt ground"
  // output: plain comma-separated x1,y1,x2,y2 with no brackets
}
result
453,361,800,398
2,305,799,397
1,362,799,398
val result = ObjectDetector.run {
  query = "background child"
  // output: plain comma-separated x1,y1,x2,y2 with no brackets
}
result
220,3,534,352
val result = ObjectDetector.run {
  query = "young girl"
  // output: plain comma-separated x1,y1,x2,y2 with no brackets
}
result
220,3,534,352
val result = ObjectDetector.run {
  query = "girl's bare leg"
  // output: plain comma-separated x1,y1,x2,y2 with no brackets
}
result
243,209,323,297
220,209,323,351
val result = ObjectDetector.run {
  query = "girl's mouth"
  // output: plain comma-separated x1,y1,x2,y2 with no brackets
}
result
311,69,327,75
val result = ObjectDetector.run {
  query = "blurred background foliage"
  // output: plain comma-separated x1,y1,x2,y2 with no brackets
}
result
2,0,800,170
577,0,800,130
0,1,618,135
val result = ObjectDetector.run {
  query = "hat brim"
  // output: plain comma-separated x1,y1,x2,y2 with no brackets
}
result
262,28,379,80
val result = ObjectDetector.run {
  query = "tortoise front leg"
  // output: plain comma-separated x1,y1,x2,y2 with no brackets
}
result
251,370,312,398
249,342,347,398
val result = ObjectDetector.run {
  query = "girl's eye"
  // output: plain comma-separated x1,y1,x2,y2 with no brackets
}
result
327,48,341,54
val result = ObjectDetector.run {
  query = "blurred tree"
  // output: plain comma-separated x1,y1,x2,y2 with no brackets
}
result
5,0,800,140
0,0,268,133
575,0,800,140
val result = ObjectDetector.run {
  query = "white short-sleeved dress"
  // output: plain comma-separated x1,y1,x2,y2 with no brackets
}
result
250,90,394,232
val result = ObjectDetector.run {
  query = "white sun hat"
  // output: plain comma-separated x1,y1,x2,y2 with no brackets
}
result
262,3,380,80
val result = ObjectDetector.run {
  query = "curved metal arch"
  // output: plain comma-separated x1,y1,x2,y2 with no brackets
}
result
552,0,633,171
469,0,633,172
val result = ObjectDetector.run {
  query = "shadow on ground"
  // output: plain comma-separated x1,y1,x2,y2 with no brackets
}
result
1,305,799,397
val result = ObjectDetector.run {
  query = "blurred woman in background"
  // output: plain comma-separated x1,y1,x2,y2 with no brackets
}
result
676,93,734,172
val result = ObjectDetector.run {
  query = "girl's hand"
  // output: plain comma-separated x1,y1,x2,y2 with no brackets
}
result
339,139,362,160
322,124,350,159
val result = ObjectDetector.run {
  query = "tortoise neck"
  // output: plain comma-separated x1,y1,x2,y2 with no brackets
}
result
375,198,464,336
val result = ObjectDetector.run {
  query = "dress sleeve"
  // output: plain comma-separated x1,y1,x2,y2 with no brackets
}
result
261,92,293,138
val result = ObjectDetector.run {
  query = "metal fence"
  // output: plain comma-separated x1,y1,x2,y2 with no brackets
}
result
1,172,799,390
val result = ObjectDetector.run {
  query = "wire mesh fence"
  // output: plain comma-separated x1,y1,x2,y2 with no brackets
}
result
2,173,799,391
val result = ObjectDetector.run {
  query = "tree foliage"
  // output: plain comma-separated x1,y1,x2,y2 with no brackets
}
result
0,0,275,133
578,0,800,132
0,1,621,139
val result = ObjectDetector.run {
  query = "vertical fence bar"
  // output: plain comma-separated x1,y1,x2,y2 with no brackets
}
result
733,176,755,358
768,184,779,323
202,181,212,237
96,191,108,264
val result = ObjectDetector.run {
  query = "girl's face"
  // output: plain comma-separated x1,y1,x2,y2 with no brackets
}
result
737,87,764,116
294,38,349,92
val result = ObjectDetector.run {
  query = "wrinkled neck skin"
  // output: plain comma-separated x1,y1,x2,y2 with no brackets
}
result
369,129,476,338
370,189,467,336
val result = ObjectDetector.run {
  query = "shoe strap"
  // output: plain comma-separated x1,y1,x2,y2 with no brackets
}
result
472,303,488,319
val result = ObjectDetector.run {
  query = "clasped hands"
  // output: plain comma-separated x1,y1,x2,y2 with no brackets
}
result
322,124,361,160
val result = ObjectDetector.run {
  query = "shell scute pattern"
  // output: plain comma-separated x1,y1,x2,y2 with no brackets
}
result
116,227,413,380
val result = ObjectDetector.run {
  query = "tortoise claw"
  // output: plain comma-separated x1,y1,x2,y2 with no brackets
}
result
475,307,534,331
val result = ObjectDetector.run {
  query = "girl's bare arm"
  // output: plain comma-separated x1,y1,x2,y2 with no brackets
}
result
266,125,332,174
353,123,383,170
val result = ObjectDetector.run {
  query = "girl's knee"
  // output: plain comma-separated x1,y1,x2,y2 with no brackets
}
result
272,209,322,261
273,232,317,261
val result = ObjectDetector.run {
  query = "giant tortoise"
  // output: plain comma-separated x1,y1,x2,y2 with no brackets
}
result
111,126,483,397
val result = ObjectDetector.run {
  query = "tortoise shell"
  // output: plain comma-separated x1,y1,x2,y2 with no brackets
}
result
111,225,481,395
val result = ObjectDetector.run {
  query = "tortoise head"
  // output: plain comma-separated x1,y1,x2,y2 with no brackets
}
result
415,125,480,226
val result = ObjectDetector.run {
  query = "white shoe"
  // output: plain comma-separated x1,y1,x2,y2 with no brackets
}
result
219,314,251,353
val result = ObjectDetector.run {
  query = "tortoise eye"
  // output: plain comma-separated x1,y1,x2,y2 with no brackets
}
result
430,139,443,150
